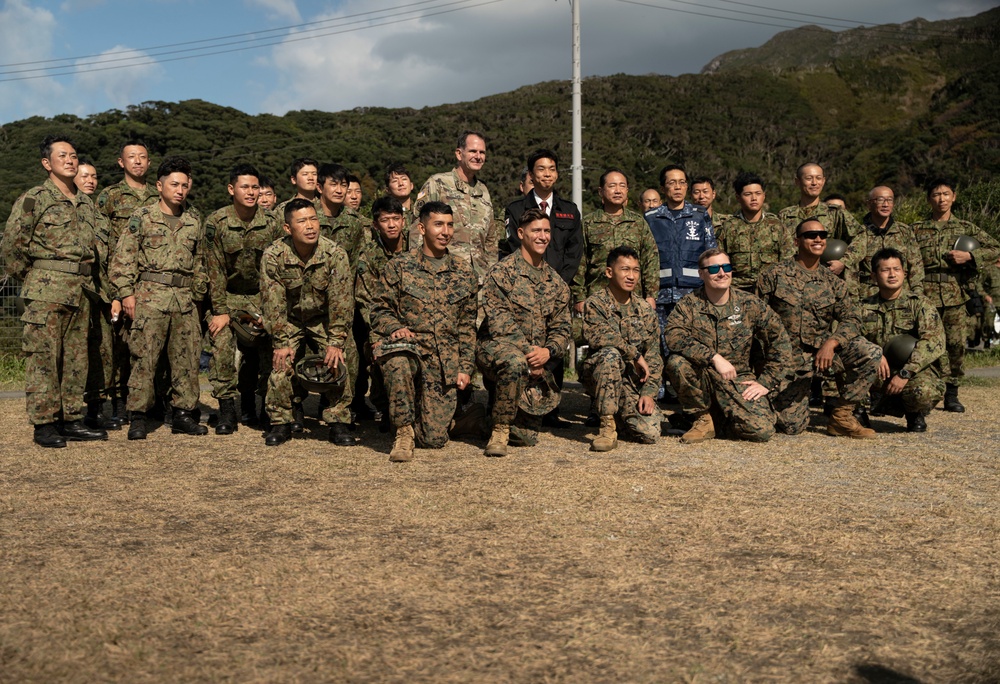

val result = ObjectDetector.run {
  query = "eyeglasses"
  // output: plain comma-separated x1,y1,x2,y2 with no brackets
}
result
700,263,733,274
798,231,829,240
870,198,894,205
664,180,688,188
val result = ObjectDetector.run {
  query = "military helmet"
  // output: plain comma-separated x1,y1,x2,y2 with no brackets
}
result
519,370,561,416
953,235,981,253
295,354,347,394
371,338,420,361
821,239,848,264
884,334,918,371
230,310,268,348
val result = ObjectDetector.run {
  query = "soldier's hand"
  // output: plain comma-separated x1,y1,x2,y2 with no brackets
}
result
122,295,136,320
634,355,650,383
573,302,585,315
814,340,838,372
525,345,550,368
110,299,122,322
740,380,769,401
827,259,845,275
637,395,655,416
877,356,892,382
946,250,973,266
390,327,416,340
886,374,908,395
324,346,345,369
711,353,737,380
273,347,295,372
208,314,230,337
456,373,471,390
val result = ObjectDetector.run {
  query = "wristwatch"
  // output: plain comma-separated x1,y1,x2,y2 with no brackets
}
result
896,369,913,380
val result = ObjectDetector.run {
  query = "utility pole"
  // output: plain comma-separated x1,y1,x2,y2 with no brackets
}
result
571,0,582,212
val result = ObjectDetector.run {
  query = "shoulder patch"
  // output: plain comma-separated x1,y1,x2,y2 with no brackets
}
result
129,215,141,233
22,197,35,214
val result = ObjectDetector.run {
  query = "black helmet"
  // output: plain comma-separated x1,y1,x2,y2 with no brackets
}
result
884,334,918,371
295,354,347,394
821,239,848,264
230,310,268,348
953,235,981,253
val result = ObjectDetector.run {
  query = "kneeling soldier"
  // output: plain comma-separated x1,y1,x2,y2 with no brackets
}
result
859,248,946,432
665,248,794,443
581,246,662,450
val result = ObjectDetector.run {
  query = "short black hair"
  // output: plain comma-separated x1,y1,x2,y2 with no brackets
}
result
119,139,148,158
659,164,688,188
289,157,319,178
419,200,453,223
795,218,824,236
229,163,260,186
607,245,639,267
925,177,956,196
77,156,96,168
383,162,411,188
527,149,558,172
691,176,715,190
318,163,349,185
258,174,275,191
40,134,76,159
823,193,847,204
346,174,361,186
733,171,764,195
284,197,316,224
871,247,905,273
156,156,192,181
796,162,823,178
599,168,628,187
371,196,405,222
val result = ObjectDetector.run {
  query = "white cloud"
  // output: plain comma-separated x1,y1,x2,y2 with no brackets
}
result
0,0,64,120
246,0,301,23
73,46,163,111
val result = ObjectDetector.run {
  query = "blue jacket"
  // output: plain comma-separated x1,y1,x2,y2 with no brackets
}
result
645,202,716,304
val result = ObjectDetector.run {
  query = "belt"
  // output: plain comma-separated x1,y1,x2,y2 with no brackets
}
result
32,259,92,276
140,272,193,287
923,273,957,283
227,288,261,296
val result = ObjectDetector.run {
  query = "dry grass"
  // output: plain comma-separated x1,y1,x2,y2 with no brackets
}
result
1,382,999,683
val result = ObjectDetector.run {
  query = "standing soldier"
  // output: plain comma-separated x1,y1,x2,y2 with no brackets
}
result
859,248,946,432
273,158,321,218
257,175,277,211
690,177,720,224
581,246,663,451
912,177,1000,412
757,218,882,439
477,209,571,457
778,162,862,254
664,249,793,444
714,171,794,292
259,199,355,447
1,135,107,447
369,201,479,462
383,162,415,229
109,157,209,440
204,163,283,434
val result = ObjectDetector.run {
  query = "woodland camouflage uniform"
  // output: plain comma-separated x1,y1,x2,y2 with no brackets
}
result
85,210,115,404
318,206,368,274
842,216,924,300
713,211,794,291
572,207,659,304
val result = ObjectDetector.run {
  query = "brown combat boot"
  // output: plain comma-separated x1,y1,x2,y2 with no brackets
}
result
484,423,509,457
827,401,877,439
389,424,415,462
680,412,715,444
591,415,618,452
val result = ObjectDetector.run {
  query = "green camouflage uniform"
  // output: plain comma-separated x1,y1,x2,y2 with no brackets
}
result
273,196,323,223
714,211,795,291
861,290,946,415
572,207,659,304
85,210,115,403
911,216,1000,385
318,206,367,274
259,236,353,426
664,287,794,442
204,205,283,400
369,248,478,447
581,287,663,443
970,262,999,345
842,216,924,299
108,204,208,413
756,258,882,434
476,254,571,439
1,180,99,425
412,170,498,284
778,202,863,243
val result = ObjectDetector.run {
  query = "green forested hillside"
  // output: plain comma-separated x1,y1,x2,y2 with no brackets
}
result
1,6,998,224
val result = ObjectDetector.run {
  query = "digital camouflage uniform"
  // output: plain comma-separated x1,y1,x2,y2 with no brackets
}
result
109,204,208,413
572,207,659,304
842,216,924,300
861,290,946,415
259,236,353,426
664,287,794,442
477,254,572,439
911,216,1000,385
85,210,115,404
204,205,283,400
412,170,498,285
756,258,882,434
369,248,478,447
1,179,99,425
581,287,663,443
714,211,794,292
778,202,863,243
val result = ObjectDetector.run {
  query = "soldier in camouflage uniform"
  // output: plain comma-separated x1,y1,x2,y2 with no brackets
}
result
96,141,158,422
272,158,321,219
383,162,416,230
778,163,862,249
1,135,107,447
665,248,794,444
756,218,882,439
581,246,663,451
204,163,284,434
412,130,497,286
859,248,946,432
477,208,571,457
690,177,720,226
912,177,1000,412
108,157,209,440
714,171,795,292
369,201,479,462
356,196,409,426
841,187,923,300
259,199,355,447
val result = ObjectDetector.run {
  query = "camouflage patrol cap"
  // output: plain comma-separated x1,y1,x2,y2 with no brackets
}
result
295,354,347,394
821,239,848,264
371,338,420,360
884,334,918,371
953,235,981,253
519,369,561,416
230,310,268,348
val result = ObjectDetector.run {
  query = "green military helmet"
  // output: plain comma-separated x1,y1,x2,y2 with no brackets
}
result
821,239,848,264
884,334,918,371
519,369,561,416
230,310,268,348
371,338,420,360
295,354,347,394
953,235,981,253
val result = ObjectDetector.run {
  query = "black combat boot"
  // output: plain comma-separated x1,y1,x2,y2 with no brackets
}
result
328,422,355,446
905,412,927,433
59,419,108,441
85,400,120,431
215,398,238,435
265,423,292,446
290,403,305,433
240,392,259,426
128,412,148,440
172,409,208,436
111,396,129,425
943,383,965,413
34,422,66,448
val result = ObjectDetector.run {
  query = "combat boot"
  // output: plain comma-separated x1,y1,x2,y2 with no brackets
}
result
853,407,872,429
59,420,108,441
449,402,487,438
128,412,147,440
680,412,715,444
34,422,66,448
329,422,355,446
290,404,305,433
389,424,415,462
827,402,876,439
591,415,618,452
172,409,208,436
111,396,129,425
484,423,509,457
905,412,927,433
944,383,965,413
240,392,259,426
85,400,120,431
215,398,238,435
264,424,291,446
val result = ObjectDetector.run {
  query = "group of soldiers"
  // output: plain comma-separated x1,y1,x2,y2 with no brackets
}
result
2,132,998,460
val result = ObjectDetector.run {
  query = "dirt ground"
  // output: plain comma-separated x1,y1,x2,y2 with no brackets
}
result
1,382,998,683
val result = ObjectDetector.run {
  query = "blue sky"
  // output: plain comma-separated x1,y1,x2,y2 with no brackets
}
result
0,0,995,124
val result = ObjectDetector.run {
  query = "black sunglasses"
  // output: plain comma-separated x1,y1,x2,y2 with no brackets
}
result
799,230,829,240
700,263,733,274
